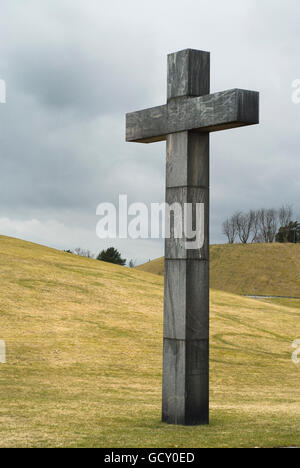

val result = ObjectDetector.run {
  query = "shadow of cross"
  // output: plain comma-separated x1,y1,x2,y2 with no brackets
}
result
126,49,259,426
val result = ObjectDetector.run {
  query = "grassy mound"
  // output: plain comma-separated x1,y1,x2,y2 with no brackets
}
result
136,243,300,297
0,235,299,447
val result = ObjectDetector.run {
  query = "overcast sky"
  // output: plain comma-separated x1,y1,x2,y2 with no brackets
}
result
0,0,299,264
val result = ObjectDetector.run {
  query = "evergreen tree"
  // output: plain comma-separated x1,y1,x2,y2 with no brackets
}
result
275,221,300,243
97,247,126,266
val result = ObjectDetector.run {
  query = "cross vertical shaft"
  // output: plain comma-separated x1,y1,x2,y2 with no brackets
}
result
162,50,210,425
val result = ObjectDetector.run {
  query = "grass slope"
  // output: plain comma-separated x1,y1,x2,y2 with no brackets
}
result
137,243,300,297
0,235,300,448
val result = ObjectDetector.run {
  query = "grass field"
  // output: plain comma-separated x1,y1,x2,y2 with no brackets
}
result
0,235,300,448
137,243,300,297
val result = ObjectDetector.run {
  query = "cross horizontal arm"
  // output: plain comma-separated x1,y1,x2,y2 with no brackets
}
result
126,89,259,143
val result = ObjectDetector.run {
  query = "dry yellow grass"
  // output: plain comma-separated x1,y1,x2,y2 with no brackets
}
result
137,243,300,296
0,235,299,447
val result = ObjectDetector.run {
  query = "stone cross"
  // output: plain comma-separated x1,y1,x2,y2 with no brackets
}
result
126,49,259,425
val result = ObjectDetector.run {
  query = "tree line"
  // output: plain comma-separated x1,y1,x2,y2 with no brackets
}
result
64,247,134,266
222,205,300,244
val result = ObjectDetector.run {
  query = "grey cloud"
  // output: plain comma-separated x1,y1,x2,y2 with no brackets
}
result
0,0,299,263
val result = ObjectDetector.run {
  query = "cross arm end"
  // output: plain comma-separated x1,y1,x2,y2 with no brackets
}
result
126,105,167,143
235,89,260,126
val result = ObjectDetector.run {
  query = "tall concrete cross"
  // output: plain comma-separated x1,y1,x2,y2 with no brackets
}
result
126,49,259,425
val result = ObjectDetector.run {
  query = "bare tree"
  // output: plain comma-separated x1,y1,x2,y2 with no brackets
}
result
222,219,231,243
250,209,261,243
258,208,278,243
257,209,267,242
279,205,293,227
74,248,94,258
222,205,293,245
222,215,238,244
267,209,278,243
235,210,255,244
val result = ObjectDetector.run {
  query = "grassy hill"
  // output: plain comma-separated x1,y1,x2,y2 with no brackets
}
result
0,235,300,447
137,243,300,297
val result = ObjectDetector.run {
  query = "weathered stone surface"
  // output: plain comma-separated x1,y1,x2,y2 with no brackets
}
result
164,260,209,340
162,339,186,425
165,186,209,260
185,261,209,341
126,104,167,143
164,260,186,340
166,132,209,189
187,132,210,189
167,49,210,101
185,339,209,425
166,131,189,188
165,130,209,263
126,89,259,143
162,337,209,425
